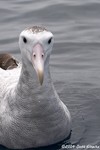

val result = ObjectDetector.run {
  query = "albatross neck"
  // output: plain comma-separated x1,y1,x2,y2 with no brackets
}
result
13,56,55,110
17,56,52,94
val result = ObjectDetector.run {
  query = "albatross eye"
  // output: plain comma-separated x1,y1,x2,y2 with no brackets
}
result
48,37,52,44
23,37,27,43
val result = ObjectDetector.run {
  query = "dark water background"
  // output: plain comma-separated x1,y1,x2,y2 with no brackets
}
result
0,0,100,150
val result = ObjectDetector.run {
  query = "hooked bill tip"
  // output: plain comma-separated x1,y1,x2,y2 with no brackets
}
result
38,69,44,85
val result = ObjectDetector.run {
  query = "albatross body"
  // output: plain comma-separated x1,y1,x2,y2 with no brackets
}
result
0,26,71,149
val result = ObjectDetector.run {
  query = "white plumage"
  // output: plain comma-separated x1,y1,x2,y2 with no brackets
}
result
0,26,71,149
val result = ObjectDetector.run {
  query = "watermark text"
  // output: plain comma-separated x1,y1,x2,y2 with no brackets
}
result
62,144,100,149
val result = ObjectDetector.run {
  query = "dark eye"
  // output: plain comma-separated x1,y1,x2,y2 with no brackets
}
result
23,37,27,43
48,37,52,44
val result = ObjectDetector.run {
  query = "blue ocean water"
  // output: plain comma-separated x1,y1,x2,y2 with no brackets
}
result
0,0,100,149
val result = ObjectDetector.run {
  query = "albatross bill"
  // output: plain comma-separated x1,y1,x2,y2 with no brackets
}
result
32,43,44,85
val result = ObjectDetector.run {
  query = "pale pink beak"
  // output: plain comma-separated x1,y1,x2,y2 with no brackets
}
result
32,43,44,85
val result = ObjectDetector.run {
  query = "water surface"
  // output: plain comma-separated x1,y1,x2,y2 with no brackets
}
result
0,0,100,149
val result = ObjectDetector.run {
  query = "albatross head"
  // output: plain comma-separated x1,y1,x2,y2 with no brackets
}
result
19,26,54,85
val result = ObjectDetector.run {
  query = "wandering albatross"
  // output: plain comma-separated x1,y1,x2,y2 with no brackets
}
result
0,26,71,149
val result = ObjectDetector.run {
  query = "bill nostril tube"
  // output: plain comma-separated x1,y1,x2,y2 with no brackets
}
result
33,53,36,58
42,53,44,58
